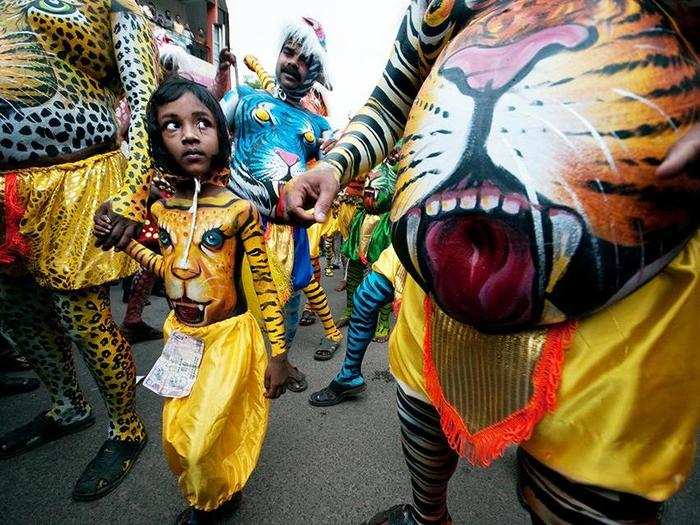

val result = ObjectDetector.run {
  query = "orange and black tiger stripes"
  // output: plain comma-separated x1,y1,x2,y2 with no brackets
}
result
235,201,288,357
302,279,343,343
325,0,482,184
125,240,165,279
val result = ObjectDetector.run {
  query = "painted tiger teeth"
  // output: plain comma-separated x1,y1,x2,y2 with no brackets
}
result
423,186,531,216
479,192,499,211
502,196,521,215
459,191,477,210
426,198,441,216
441,196,457,212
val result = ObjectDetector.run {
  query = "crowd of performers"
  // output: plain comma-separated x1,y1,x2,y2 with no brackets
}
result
0,1,699,524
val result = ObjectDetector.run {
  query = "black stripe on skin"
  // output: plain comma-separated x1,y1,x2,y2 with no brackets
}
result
584,53,685,76
584,179,700,209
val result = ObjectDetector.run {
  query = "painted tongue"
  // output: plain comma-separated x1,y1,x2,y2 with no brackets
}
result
426,216,535,328
175,304,202,325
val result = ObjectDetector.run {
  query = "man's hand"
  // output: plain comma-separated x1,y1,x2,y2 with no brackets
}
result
320,137,337,155
93,201,142,252
283,162,340,226
657,123,700,178
219,48,236,72
264,355,289,399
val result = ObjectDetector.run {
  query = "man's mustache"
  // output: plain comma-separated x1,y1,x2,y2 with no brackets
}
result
281,64,301,80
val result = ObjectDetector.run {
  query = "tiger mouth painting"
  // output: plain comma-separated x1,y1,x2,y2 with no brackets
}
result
390,1,700,332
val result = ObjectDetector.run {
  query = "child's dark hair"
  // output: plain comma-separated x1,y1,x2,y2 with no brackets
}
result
146,76,231,177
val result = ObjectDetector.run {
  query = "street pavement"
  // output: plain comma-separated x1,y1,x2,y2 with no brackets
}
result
0,267,698,524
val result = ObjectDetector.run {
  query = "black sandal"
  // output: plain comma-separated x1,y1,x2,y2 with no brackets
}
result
0,411,96,459
285,366,308,393
175,492,242,525
298,309,317,326
0,375,40,397
0,352,32,372
314,338,342,361
72,435,148,501
363,504,418,525
308,380,366,407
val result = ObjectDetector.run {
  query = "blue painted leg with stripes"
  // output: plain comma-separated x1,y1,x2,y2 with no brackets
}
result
309,271,394,407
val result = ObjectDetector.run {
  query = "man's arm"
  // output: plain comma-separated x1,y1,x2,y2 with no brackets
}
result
324,0,472,185
285,0,480,224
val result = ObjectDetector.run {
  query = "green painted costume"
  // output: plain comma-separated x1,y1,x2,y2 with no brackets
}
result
340,155,398,340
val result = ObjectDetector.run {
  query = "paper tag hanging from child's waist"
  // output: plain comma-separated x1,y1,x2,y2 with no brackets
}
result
143,331,204,398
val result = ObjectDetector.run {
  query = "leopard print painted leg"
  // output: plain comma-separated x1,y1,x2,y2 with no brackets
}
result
52,286,145,442
323,236,335,271
0,274,91,425
302,279,343,343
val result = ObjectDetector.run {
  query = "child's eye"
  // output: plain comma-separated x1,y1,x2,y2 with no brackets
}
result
197,119,211,131
201,228,225,250
164,121,179,132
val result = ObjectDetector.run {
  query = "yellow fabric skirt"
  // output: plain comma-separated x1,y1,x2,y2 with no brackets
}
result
336,202,359,239
0,150,137,290
161,311,269,511
389,232,700,501
307,215,338,259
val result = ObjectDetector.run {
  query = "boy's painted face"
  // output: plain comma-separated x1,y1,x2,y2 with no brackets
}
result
276,40,310,92
157,92,219,178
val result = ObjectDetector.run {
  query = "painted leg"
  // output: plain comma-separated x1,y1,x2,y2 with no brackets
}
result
51,285,147,501
341,259,365,323
283,292,307,393
52,286,145,441
397,386,458,525
372,303,392,343
0,274,92,429
122,268,162,344
332,233,343,268
309,272,393,407
323,236,335,276
516,448,663,524
300,258,322,326
303,279,342,343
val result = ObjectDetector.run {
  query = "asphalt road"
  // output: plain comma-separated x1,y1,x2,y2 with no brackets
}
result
0,267,698,524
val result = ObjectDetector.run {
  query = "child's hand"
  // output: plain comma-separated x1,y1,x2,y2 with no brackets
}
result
93,213,114,239
264,355,289,399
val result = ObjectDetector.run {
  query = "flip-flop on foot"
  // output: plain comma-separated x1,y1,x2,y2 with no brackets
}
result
285,366,308,393
314,338,341,361
298,309,317,326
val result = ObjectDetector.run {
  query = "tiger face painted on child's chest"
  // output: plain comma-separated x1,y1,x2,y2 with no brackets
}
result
391,0,700,330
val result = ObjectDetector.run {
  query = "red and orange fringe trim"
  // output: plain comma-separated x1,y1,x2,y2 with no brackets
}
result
422,297,577,467
0,174,29,266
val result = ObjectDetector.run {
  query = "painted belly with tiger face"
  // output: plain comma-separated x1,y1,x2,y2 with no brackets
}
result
229,88,330,217
0,0,151,167
391,0,700,330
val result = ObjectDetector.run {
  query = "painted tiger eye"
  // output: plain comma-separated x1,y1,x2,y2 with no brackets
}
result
253,107,271,123
303,130,315,143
